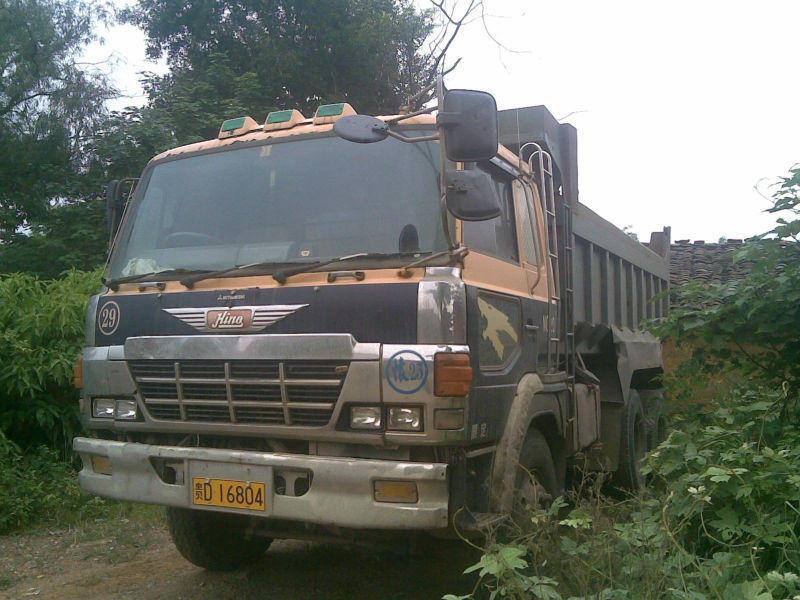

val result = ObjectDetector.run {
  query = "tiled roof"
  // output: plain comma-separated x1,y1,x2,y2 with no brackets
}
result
669,239,755,288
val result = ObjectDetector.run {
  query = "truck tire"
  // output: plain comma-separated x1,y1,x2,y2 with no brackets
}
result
167,508,272,571
614,390,647,491
511,429,560,529
643,390,668,451
648,413,668,451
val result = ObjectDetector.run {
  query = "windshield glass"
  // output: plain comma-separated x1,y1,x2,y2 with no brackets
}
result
108,133,444,279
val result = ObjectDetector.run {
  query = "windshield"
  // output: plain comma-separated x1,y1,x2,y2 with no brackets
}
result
108,133,445,279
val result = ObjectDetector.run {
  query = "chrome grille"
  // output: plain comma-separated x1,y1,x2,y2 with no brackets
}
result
128,360,347,426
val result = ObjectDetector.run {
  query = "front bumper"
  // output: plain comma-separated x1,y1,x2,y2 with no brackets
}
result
74,437,449,530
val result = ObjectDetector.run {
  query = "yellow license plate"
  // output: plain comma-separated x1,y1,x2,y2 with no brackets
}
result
192,478,267,511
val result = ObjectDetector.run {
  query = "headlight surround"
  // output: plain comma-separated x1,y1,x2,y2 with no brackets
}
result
387,406,422,431
350,406,382,430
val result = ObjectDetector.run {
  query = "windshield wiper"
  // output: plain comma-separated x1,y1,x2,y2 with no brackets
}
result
271,253,372,284
180,251,424,288
104,268,211,291
396,246,469,277
179,260,298,288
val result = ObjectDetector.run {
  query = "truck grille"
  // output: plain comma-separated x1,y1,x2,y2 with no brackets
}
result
128,360,347,426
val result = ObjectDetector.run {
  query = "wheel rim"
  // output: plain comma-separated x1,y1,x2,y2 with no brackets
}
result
516,471,552,511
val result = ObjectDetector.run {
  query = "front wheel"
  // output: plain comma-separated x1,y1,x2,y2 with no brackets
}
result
167,508,272,570
511,428,561,531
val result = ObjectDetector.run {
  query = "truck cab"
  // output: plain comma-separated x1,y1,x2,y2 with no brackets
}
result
74,90,670,569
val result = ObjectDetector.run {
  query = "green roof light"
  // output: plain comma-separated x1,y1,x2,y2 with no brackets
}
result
221,117,247,132
316,103,346,118
267,110,294,124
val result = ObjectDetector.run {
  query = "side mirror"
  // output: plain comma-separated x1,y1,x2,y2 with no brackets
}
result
438,89,498,162
333,115,389,143
444,169,501,221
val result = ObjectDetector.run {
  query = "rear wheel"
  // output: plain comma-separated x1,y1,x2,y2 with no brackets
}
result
511,429,561,530
644,390,668,451
614,390,648,491
167,508,272,570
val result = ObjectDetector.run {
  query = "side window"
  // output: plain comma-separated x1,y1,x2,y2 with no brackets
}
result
477,291,522,369
462,163,519,264
516,182,541,266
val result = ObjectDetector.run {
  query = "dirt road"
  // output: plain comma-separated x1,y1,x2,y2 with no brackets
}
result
0,516,478,600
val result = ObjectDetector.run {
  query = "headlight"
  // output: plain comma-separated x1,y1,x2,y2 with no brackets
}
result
115,399,138,420
92,398,138,420
92,398,115,419
387,406,422,431
350,406,382,429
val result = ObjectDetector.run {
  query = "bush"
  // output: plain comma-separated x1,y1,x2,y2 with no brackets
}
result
446,387,800,600
0,432,112,534
655,166,800,396
0,269,102,454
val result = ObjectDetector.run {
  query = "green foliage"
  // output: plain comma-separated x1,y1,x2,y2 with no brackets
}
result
0,199,107,277
0,0,113,239
0,438,107,533
448,388,800,600
122,0,434,117
654,166,800,395
0,269,101,453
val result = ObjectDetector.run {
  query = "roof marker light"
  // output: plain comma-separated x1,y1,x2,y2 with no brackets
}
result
218,116,259,139
312,103,356,125
263,109,306,131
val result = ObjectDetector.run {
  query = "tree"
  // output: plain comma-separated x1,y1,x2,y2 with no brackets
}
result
0,0,113,233
0,0,114,275
122,0,435,118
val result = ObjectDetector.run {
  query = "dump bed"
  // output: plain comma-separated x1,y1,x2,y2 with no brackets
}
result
572,202,669,330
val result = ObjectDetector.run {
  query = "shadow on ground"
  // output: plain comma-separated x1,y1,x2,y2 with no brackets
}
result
147,538,480,600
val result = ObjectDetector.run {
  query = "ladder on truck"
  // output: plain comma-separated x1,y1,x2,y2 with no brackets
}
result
526,146,575,387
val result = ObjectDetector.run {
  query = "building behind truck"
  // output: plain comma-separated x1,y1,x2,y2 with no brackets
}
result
74,85,670,570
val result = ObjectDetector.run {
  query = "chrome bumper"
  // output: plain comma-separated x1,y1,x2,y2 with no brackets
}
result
74,437,449,530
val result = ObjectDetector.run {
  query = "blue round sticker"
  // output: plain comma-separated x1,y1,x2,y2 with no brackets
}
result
385,350,428,395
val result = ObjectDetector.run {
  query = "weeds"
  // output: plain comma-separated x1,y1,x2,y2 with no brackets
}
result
446,386,800,600
0,436,160,534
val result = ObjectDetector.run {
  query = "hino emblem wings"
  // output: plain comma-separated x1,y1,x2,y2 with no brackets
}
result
163,305,308,333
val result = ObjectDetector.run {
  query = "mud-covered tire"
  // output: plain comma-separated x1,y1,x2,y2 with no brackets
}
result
614,390,648,491
167,508,272,571
510,429,561,530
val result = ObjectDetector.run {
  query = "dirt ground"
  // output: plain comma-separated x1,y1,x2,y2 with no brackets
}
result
0,514,479,600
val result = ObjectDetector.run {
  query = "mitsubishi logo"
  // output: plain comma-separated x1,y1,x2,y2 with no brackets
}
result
163,305,308,333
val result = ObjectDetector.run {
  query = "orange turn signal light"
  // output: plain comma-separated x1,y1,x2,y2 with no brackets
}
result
434,353,472,397
74,355,83,389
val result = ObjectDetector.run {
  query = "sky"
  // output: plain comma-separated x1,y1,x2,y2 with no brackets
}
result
82,0,800,243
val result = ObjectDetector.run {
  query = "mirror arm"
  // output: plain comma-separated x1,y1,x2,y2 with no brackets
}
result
385,130,440,144
385,106,437,125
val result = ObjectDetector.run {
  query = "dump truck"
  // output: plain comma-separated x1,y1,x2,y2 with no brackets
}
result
73,83,670,569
